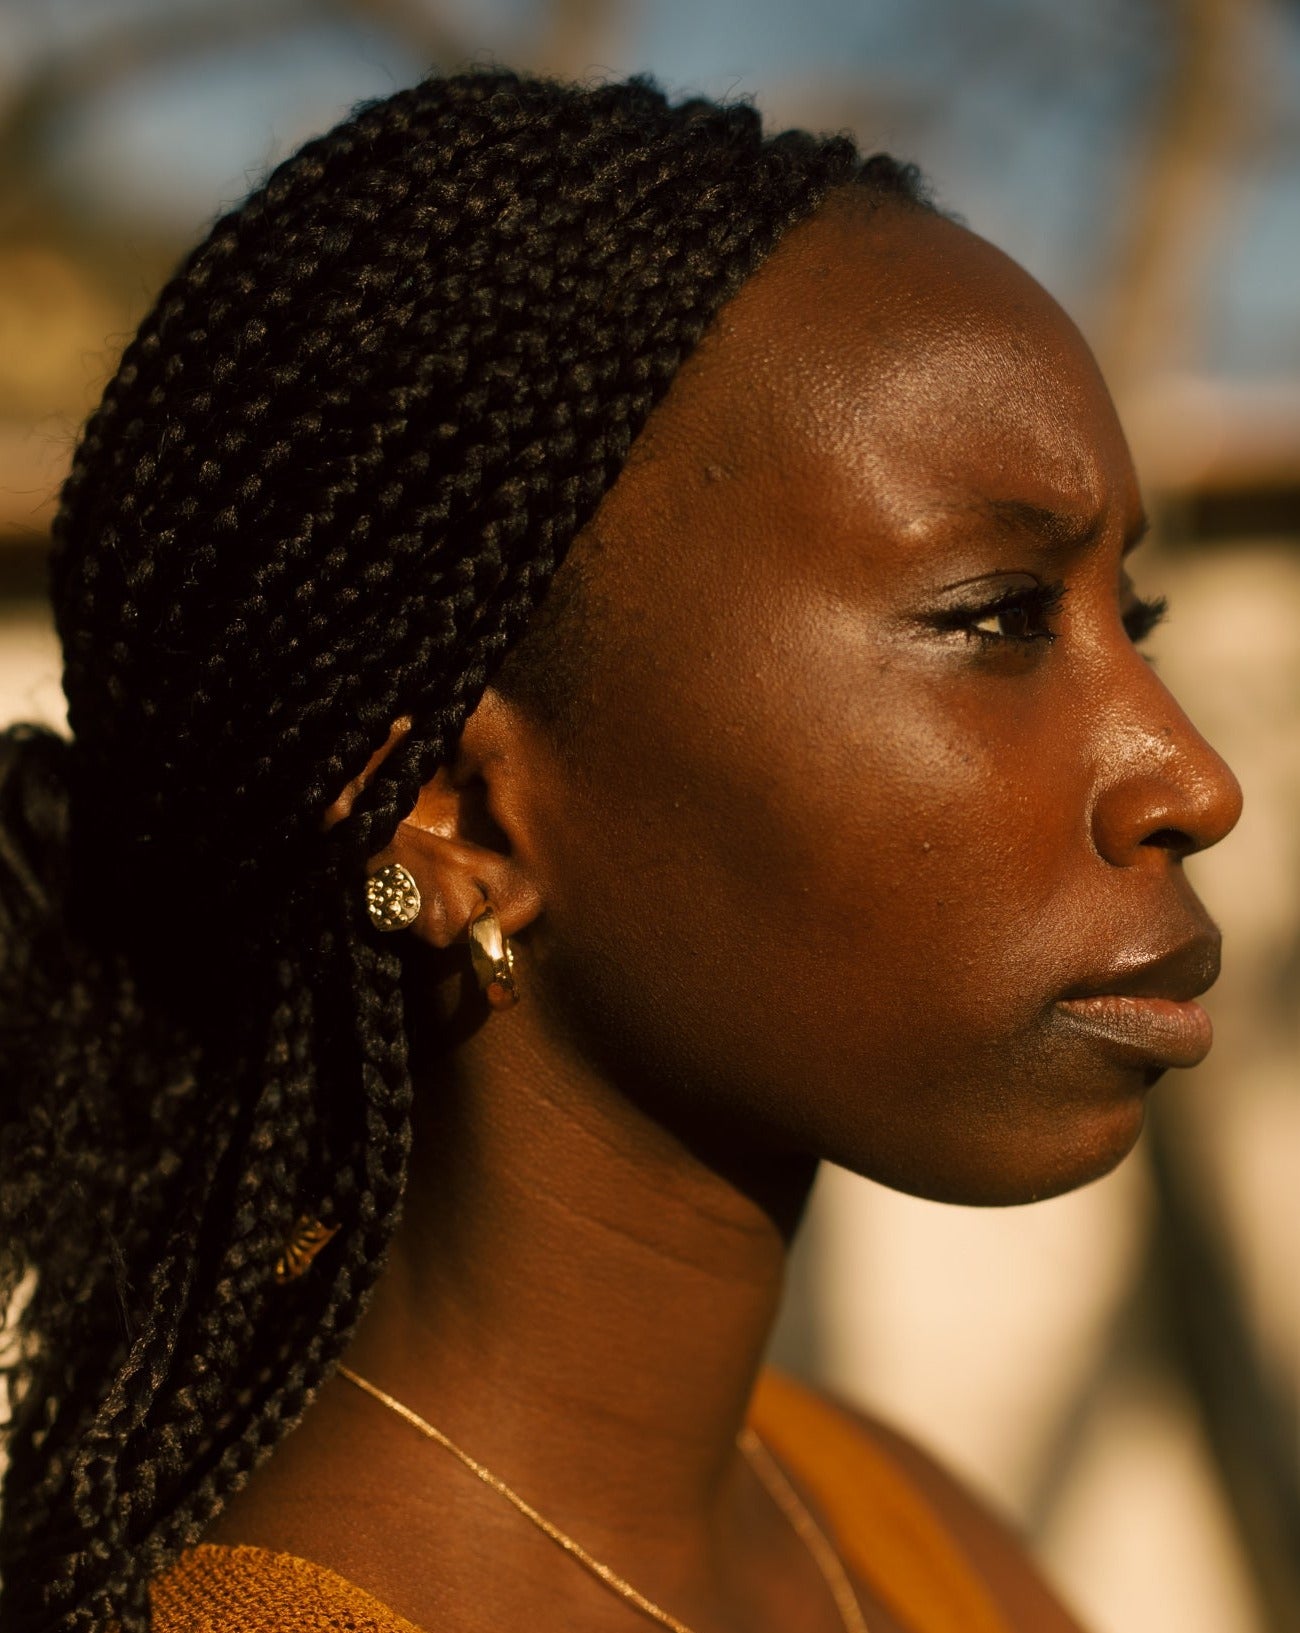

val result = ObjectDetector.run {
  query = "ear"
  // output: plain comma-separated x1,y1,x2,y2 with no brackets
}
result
323,693,544,950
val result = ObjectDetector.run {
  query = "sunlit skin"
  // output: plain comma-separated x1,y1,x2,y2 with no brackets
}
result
204,192,1242,1632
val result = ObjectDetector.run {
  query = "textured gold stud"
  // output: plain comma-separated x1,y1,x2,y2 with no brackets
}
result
467,898,519,1010
365,862,421,931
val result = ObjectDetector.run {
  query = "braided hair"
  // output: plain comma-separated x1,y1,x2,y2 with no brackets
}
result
0,68,926,1630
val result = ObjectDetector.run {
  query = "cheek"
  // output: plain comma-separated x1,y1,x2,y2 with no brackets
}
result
549,638,1035,1005
732,662,1084,1049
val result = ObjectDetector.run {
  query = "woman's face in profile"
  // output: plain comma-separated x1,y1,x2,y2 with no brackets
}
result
502,189,1242,1208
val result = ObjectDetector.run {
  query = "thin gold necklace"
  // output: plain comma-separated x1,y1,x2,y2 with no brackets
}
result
337,1365,868,1633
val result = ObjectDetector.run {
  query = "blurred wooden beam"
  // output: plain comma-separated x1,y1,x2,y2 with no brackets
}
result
1101,0,1270,395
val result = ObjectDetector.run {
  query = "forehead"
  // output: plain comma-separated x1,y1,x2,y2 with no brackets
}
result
616,190,1141,563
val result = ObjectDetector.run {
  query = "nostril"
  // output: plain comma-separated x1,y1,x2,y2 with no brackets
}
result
1142,826,1194,855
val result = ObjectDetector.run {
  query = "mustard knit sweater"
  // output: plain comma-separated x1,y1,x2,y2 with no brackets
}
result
150,1544,422,1632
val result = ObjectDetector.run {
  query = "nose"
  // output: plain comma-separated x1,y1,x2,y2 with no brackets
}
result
1090,680,1243,868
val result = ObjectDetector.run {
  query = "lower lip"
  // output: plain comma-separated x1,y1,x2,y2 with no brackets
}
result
1053,995,1214,1069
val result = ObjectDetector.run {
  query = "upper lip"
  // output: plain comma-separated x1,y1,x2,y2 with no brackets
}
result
1058,933,1221,1004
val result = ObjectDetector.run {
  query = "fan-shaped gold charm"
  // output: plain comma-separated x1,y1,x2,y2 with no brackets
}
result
275,1216,341,1283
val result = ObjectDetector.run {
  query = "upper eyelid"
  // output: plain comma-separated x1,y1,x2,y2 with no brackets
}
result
965,581,1067,616
933,576,1064,609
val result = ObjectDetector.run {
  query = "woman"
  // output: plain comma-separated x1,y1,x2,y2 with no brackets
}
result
0,67,1241,1633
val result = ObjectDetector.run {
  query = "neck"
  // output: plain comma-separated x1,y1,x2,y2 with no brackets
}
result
340,1007,817,1542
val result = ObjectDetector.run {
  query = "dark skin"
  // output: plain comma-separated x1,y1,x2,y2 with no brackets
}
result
203,190,1242,1631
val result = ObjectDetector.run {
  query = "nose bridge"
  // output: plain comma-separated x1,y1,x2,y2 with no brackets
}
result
1089,652,1243,865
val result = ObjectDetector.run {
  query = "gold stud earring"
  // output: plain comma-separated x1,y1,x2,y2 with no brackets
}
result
365,862,421,931
467,897,519,1010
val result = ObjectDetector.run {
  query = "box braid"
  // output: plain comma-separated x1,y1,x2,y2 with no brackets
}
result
0,68,927,1631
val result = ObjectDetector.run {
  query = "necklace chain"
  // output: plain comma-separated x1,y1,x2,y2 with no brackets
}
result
336,1365,868,1633
736,1425,869,1633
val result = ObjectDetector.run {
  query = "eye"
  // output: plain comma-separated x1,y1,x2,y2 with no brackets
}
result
958,580,1067,646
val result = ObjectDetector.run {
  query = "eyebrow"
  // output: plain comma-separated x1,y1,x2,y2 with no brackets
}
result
971,498,1150,557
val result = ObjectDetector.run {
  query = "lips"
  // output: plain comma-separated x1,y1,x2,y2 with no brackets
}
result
1053,932,1221,1070
1054,993,1214,1068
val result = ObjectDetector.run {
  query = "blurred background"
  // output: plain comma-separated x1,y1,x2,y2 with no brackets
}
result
0,2,1296,1630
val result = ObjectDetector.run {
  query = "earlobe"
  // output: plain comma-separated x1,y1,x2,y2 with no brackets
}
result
335,692,545,956
376,823,522,951
382,744,544,951
359,850,526,1012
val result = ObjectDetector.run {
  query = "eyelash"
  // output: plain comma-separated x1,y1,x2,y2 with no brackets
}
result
1123,593,1168,644
945,583,1169,648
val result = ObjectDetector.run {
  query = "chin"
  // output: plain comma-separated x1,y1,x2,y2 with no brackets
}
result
985,1095,1153,1207
844,1093,1151,1209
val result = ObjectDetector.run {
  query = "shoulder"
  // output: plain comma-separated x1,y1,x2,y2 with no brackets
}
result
750,1369,1090,1633
839,1400,1089,1633
149,1542,425,1633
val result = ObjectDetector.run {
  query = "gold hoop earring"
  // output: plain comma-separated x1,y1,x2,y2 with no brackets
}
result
366,862,421,931
468,898,519,1010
